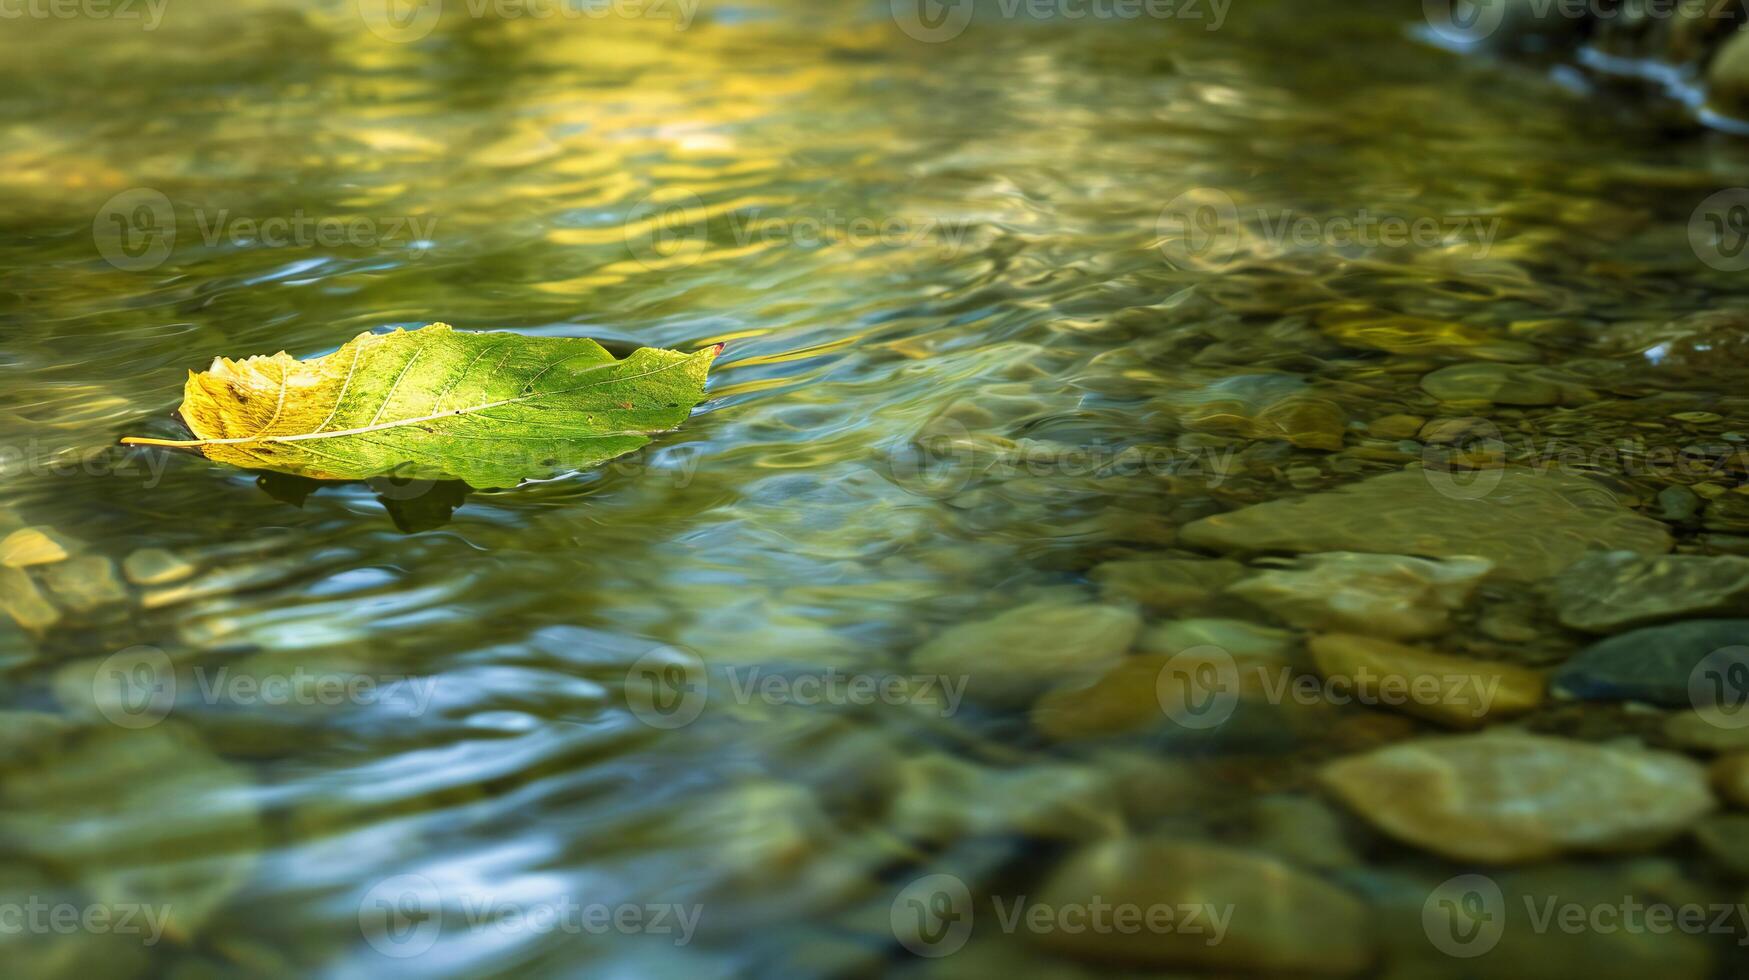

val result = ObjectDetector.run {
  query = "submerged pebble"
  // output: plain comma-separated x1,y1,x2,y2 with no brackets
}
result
1181,468,1672,582
910,600,1139,708
1321,732,1714,862
0,567,60,633
1228,552,1491,639
1306,633,1543,728
1550,551,1749,633
1553,619,1749,706
41,556,127,613
1029,836,1374,973
1089,557,1244,611
122,548,196,586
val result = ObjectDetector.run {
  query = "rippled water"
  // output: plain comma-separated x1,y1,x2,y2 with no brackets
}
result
9,0,1749,976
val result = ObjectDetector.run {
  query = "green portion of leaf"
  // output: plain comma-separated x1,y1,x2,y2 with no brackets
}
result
122,323,719,488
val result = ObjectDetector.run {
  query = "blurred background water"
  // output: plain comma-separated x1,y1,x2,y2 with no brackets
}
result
8,0,1749,976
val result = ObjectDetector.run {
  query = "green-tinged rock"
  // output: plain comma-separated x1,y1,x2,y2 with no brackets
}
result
1694,813,1749,877
1318,306,1537,362
1307,633,1544,728
1032,645,1304,746
1228,552,1491,639
1089,557,1244,611
1154,374,1347,451
911,601,1140,707
1420,362,1567,405
1028,837,1374,973
1366,863,1714,980
1658,486,1700,521
1665,710,1749,753
1180,468,1672,582
0,723,264,940
0,861,153,979
1367,414,1426,439
1553,619,1749,706
0,709,74,756
42,556,128,613
1136,617,1296,660
1321,732,1714,863
122,548,196,586
0,567,60,633
885,754,1122,843
1247,794,1361,870
1551,551,1749,632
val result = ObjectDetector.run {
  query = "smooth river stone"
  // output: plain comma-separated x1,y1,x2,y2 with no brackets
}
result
0,567,60,633
1320,732,1714,863
1306,633,1544,728
911,601,1140,708
1227,552,1491,639
1180,468,1672,583
1552,619,1749,706
41,556,128,613
122,548,196,586
1550,551,1749,632
1029,837,1374,973
1089,557,1244,611
1154,374,1347,451
1419,362,1566,405
0,527,77,568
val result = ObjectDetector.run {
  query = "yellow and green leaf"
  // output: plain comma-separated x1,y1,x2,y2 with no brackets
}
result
121,323,720,488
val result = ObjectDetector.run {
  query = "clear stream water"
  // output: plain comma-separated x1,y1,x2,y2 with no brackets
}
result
7,0,1749,976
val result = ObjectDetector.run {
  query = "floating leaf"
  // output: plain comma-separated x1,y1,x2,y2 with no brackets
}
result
122,323,720,488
